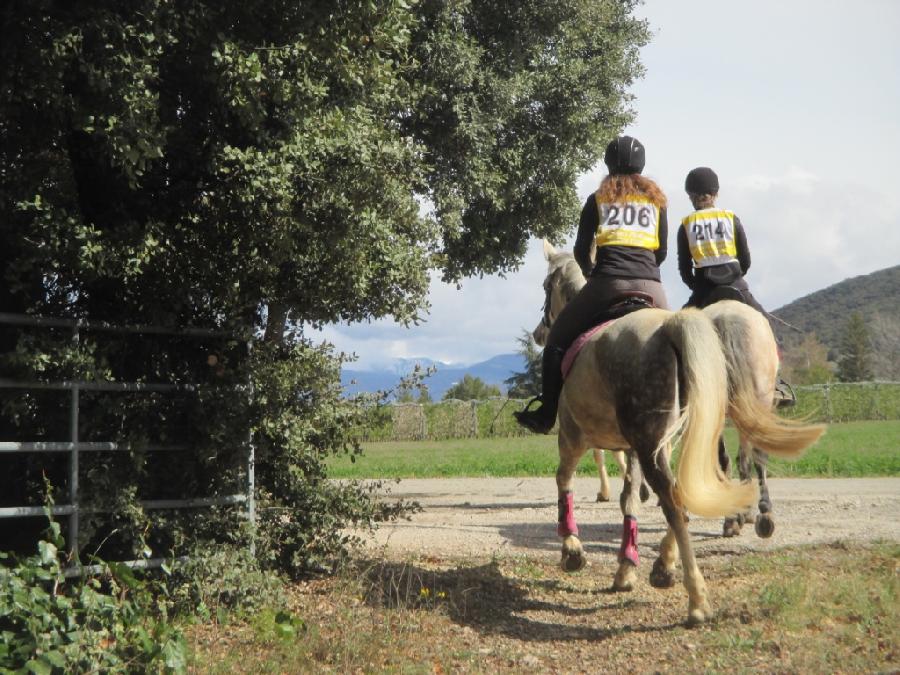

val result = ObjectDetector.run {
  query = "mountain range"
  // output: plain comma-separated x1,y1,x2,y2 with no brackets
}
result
341,353,526,400
342,264,900,398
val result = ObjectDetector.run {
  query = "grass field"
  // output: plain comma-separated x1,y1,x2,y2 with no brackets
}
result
328,420,900,479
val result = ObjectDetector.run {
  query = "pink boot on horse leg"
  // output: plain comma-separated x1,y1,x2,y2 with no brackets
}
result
556,439,587,572
613,452,643,591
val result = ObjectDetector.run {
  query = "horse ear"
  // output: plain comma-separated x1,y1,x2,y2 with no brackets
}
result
542,239,557,260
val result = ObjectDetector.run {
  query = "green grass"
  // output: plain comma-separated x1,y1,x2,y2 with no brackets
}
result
762,420,900,477
329,420,900,479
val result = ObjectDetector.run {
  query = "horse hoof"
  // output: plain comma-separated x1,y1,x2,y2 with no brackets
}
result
639,483,651,503
613,561,637,592
612,579,633,592
649,559,676,589
596,492,610,503
560,551,586,573
723,518,742,538
686,605,712,627
755,513,775,538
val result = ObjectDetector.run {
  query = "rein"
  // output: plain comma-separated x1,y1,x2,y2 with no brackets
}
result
540,278,554,330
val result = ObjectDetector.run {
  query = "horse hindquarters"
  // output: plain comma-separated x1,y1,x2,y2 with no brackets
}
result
662,310,758,519
708,301,826,459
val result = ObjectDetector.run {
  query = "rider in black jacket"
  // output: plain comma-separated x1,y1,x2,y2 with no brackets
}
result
515,136,670,434
678,166,795,407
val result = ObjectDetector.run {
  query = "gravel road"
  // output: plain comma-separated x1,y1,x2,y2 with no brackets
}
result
366,477,900,561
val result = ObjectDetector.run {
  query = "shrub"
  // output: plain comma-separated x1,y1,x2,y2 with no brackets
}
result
0,516,186,674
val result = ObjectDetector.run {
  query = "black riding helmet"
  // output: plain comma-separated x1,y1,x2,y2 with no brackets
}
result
685,167,719,195
604,136,645,175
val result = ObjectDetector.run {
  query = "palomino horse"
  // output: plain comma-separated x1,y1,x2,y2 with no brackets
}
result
537,247,788,539
534,242,825,625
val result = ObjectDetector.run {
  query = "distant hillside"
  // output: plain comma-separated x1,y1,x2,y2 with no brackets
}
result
773,265,900,380
342,353,526,399
772,265,899,347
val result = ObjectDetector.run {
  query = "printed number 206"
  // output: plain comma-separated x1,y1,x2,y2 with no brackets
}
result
607,205,652,227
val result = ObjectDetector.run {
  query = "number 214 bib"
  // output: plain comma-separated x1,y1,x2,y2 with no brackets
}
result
681,208,738,267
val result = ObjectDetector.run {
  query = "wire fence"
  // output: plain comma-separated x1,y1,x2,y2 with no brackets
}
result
360,382,900,442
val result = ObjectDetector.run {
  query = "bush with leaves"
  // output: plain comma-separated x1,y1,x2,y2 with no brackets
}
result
0,514,186,674
249,338,415,576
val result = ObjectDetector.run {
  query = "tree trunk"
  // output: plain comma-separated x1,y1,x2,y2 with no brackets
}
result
264,302,289,345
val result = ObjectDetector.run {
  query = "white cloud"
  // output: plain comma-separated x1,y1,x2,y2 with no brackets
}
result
725,168,900,309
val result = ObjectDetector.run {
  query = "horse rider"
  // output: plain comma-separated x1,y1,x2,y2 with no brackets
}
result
677,166,795,407
514,136,670,434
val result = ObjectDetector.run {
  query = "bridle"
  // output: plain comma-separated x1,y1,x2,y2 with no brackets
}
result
540,276,555,330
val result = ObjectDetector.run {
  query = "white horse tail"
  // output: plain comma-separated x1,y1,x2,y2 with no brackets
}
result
663,309,758,518
716,317,827,458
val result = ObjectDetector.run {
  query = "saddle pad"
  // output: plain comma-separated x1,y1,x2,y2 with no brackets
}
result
562,319,617,379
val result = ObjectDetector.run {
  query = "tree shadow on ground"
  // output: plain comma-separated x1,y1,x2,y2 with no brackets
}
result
358,557,687,643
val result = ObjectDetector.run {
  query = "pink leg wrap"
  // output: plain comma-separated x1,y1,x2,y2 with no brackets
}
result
557,492,578,537
618,516,639,566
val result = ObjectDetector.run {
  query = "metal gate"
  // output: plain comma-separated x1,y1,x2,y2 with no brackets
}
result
0,312,254,573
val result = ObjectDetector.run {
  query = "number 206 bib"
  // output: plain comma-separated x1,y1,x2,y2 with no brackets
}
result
594,194,660,250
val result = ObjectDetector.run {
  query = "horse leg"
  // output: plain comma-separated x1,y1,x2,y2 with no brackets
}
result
614,449,649,503
753,449,775,538
557,443,587,572
721,435,742,537
594,449,611,502
638,446,712,626
723,435,756,537
650,525,679,588
613,451,642,591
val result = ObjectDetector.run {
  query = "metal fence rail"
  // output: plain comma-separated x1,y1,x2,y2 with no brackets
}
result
0,312,254,570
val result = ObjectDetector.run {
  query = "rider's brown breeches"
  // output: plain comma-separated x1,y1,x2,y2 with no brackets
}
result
547,277,669,351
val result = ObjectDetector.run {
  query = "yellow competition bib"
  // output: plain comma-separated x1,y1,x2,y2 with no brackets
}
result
594,194,660,250
681,208,738,267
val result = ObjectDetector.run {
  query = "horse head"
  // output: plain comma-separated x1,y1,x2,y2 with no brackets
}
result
532,241,587,345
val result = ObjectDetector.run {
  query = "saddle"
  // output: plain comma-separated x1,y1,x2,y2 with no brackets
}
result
701,285,747,307
603,291,656,320
562,291,656,378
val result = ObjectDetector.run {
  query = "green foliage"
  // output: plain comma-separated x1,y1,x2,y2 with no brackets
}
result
504,330,542,398
781,332,834,385
248,338,413,576
0,518,186,674
837,313,873,382
167,544,282,622
0,1,649,574
442,374,501,401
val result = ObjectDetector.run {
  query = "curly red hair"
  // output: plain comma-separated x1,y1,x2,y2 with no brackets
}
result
597,174,667,208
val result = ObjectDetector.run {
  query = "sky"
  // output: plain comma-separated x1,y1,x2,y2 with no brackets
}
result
320,0,900,371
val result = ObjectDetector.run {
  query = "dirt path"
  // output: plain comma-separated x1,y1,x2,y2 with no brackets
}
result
367,477,900,561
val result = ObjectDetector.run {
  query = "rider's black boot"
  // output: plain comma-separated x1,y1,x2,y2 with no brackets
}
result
774,376,796,408
514,346,565,434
